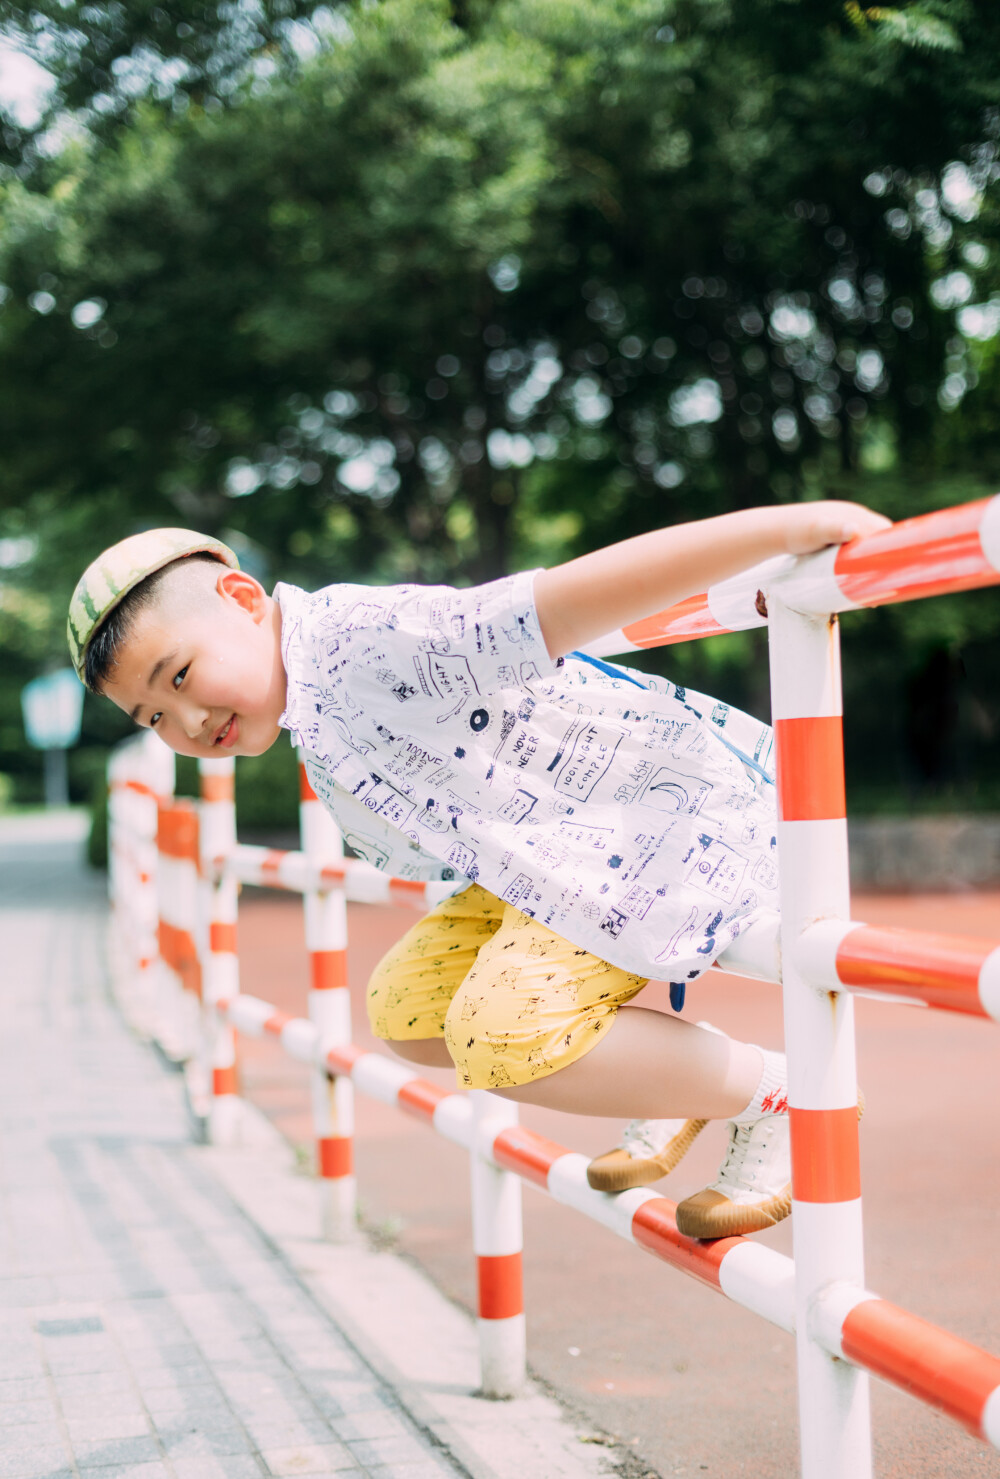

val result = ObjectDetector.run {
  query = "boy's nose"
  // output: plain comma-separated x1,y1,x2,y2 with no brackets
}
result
176,699,210,742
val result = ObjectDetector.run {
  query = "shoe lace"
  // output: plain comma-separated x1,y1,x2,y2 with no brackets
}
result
717,1119,772,1193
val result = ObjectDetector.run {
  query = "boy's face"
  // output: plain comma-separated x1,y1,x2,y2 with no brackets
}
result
101,568,287,758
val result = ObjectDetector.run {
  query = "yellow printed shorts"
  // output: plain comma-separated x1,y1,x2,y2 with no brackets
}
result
367,884,648,1091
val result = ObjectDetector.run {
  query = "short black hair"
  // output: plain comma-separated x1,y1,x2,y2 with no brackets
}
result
83,552,221,694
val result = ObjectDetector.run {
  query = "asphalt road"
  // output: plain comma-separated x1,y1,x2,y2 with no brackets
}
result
234,887,1000,1479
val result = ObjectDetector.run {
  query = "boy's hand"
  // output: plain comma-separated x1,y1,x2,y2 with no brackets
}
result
535,498,894,660
781,500,892,556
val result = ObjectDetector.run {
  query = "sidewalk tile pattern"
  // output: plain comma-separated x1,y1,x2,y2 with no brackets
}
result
0,826,463,1479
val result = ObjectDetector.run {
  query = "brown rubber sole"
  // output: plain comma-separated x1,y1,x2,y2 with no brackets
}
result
586,1118,709,1192
675,1093,866,1239
675,1183,793,1238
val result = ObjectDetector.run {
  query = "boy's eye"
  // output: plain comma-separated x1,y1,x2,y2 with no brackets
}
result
150,712,163,728
172,666,188,690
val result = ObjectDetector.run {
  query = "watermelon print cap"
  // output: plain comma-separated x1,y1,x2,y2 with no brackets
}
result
67,528,239,682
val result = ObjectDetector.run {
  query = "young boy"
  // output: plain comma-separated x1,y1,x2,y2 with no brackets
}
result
69,499,888,1237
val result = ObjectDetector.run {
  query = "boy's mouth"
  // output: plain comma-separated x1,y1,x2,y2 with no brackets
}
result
214,714,238,747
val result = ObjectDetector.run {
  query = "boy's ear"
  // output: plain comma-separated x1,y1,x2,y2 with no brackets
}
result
217,567,268,621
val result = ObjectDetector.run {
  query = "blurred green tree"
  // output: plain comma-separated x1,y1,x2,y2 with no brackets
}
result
1,0,998,809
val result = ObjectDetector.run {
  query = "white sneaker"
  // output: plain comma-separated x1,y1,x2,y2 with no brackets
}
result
586,1117,707,1192
675,1114,792,1237
676,1090,865,1238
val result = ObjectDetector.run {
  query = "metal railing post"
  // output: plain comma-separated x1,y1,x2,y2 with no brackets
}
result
767,592,871,1479
299,761,357,1242
155,797,202,1066
107,733,174,1038
470,1090,526,1398
198,757,242,1144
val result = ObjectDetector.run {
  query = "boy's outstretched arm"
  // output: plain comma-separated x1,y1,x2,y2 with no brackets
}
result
533,499,892,660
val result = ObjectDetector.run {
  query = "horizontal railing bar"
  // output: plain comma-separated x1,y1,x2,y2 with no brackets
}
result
214,992,1000,1447
797,920,1000,1022
586,495,1000,656
219,843,459,909
810,1282,1000,1446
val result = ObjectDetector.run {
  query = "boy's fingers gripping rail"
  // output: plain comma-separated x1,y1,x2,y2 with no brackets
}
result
586,495,1000,656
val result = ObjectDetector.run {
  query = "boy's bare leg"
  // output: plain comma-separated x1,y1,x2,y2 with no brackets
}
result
495,1009,760,1119
386,1008,761,1120
385,1012,797,1233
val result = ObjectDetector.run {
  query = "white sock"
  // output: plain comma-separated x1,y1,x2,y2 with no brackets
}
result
733,1046,788,1124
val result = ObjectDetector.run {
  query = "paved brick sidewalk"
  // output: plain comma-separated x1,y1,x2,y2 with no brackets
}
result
0,814,467,1479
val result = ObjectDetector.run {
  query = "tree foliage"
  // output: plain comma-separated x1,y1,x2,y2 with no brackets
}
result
1,0,999,806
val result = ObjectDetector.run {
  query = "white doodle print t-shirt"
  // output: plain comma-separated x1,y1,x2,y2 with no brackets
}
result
275,571,780,989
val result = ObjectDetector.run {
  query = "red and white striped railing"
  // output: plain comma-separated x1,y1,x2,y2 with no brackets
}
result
106,492,1000,1475
588,494,1000,654
202,988,1000,1449
107,742,174,1041
216,840,460,909
799,919,1000,1019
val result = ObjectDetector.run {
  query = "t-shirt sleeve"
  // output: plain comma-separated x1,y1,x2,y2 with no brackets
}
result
371,568,560,707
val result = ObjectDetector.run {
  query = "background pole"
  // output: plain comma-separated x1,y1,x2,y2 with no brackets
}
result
299,761,357,1242
199,757,242,1144
470,1090,526,1399
43,746,69,808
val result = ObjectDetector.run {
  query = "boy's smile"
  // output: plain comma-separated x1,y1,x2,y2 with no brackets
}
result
101,568,287,759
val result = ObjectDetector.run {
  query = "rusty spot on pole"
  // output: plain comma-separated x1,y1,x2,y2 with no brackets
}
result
755,589,768,618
